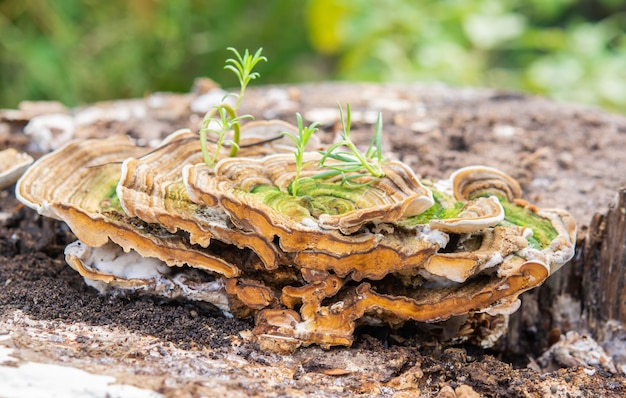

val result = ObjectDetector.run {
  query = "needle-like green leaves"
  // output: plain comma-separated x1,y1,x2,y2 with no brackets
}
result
199,106,249,167
224,47,267,111
200,49,387,195
200,47,266,166
317,104,386,185
281,113,320,197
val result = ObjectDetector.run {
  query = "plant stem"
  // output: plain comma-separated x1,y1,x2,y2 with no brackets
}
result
199,109,217,167
221,105,241,157
345,140,384,178
199,103,239,165
199,128,212,167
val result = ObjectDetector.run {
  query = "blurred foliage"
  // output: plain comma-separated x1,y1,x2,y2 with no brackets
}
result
0,0,321,107
1,0,625,113
307,0,626,113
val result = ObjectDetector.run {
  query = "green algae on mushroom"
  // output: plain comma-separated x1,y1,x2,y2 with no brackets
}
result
208,152,434,234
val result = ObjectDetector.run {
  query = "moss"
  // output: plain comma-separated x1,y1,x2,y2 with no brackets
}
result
294,178,367,200
499,200,558,249
400,189,464,226
466,192,557,249
249,180,369,220
250,185,311,220
249,183,559,249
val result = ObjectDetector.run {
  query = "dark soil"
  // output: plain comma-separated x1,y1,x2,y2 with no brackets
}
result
0,193,251,350
1,82,625,397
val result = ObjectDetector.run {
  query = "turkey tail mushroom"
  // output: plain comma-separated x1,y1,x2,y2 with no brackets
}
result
0,148,34,190
16,126,576,352
451,165,522,201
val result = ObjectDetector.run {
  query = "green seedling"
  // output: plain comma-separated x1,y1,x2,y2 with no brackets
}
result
199,47,267,166
224,47,267,114
281,113,320,197
317,103,386,185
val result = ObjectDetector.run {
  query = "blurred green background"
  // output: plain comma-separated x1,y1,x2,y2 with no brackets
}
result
1,0,625,113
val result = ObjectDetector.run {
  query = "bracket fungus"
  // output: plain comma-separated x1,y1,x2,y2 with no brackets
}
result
16,121,576,352
0,148,34,190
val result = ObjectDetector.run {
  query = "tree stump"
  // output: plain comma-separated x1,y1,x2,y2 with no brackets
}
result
1,82,625,396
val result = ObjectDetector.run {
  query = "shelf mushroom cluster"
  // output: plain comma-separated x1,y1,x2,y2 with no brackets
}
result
16,121,576,351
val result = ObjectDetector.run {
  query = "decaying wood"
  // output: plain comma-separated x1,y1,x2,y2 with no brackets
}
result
583,188,626,331
507,188,626,356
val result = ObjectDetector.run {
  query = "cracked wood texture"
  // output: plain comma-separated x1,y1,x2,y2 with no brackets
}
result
506,187,626,359
580,189,625,331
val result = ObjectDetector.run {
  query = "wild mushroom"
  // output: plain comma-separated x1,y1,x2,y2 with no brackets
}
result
224,278,277,317
117,122,306,271
16,134,246,278
183,151,445,280
254,257,550,349
450,165,522,201
16,135,146,219
0,148,34,190
16,129,576,352
420,225,529,284
208,152,434,233
428,196,505,234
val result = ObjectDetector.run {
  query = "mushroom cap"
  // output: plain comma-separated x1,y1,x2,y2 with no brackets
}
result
224,278,276,313
65,240,171,288
52,202,243,277
209,152,434,234
16,135,145,219
429,195,505,234
249,166,576,350
451,165,522,201
0,148,34,190
253,256,550,350
421,225,529,284
65,240,233,314
185,161,444,280
516,207,577,274
16,134,247,278
116,123,303,270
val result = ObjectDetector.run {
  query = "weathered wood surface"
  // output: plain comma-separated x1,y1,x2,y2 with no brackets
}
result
583,188,626,330
507,187,626,363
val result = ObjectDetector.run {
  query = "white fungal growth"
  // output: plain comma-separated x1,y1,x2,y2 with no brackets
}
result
419,225,450,248
66,240,170,280
65,241,232,314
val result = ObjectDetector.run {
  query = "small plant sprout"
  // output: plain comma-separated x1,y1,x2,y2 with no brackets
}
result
201,107,248,167
317,103,386,185
199,47,267,166
224,47,267,113
281,113,320,197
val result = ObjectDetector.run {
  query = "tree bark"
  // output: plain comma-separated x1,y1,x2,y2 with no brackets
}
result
584,188,626,330
507,188,626,354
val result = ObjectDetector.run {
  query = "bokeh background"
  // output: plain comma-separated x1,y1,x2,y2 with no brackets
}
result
1,0,625,113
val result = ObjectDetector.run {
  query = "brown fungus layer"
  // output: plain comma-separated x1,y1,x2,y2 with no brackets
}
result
16,125,577,351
